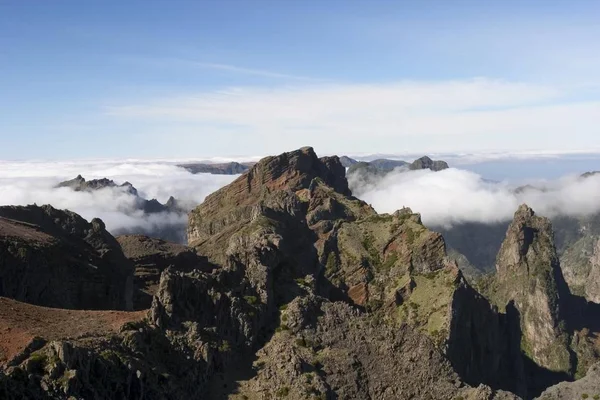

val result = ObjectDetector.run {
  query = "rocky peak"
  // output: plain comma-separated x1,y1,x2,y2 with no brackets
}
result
494,204,572,375
188,147,350,246
496,204,555,278
410,156,449,171
57,175,139,195
243,146,349,195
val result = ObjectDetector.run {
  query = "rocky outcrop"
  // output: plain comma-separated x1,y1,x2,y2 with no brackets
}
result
236,295,519,400
117,234,213,310
493,205,572,374
346,155,448,178
0,204,133,310
178,161,254,175
586,240,600,303
57,175,138,195
187,147,350,250
536,363,600,399
339,155,358,167
409,155,449,171
57,175,185,215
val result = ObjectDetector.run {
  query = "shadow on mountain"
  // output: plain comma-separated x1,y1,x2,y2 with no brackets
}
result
435,221,509,273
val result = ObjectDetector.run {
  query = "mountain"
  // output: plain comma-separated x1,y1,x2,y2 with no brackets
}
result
339,155,358,167
409,156,449,171
0,148,598,399
440,173,600,304
178,161,255,175
57,175,184,215
346,155,448,185
57,174,139,195
56,175,188,243
0,204,133,310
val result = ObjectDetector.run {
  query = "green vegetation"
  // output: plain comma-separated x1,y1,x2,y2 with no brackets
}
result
295,278,308,286
276,387,290,397
275,324,289,333
244,295,259,305
394,270,455,342
28,352,48,371
325,252,338,276
405,228,416,244
381,253,398,270
582,394,589,399
218,340,231,352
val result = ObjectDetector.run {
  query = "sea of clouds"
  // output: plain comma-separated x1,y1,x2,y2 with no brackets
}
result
0,159,238,241
349,167,600,228
1,156,599,243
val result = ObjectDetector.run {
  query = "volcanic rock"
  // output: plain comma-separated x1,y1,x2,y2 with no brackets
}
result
117,234,213,310
0,204,133,310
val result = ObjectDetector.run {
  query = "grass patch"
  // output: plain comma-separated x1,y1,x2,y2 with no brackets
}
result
244,295,259,305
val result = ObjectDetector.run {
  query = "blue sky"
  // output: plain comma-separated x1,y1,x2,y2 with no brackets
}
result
1,0,600,159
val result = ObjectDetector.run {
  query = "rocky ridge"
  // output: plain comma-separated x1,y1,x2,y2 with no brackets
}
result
178,161,254,175
0,204,133,310
57,175,185,215
0,147,598,399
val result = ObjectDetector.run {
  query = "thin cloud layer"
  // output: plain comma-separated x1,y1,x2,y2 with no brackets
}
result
0,160,237,242
106,78,600,155
349,168,600,227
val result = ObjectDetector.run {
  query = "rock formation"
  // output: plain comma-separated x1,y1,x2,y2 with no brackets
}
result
339,155,358,167
493,205,572,373
409,155,449,171
57,175,138,195
0,204,133,310
536,363,600,399
117,234,213,309
178,161,254,175
2,148,600,399
56,175,185,215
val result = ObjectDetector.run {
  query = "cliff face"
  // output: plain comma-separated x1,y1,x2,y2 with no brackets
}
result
0,204,133,310
493,205,572,374
116,234,213,310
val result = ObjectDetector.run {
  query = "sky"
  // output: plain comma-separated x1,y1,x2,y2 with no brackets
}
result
1,0,600,159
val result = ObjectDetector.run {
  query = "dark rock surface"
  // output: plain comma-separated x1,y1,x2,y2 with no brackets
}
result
409,155,449,171
117,234,213,310
0,204,133,310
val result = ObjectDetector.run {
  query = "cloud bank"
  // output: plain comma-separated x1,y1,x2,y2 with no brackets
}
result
349,167,600,227
0,160,237,242
107,78,600,155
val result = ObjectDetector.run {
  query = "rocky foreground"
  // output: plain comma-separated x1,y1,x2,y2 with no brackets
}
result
0,147,599,399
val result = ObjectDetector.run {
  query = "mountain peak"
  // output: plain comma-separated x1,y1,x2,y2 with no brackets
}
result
410,156,449,171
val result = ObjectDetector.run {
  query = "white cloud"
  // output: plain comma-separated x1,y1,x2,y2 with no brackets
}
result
0,160,237,241
349,167,600,227
105,78,600,154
